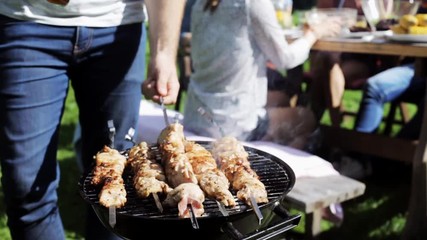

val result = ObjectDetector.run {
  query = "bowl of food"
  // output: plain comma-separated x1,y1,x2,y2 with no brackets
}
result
305,7,358,34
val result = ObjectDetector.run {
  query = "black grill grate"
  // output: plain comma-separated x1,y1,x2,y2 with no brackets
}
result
79,142,295,219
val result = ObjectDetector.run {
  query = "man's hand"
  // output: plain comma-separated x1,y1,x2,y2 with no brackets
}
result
143,0,186,105
142,53,180,105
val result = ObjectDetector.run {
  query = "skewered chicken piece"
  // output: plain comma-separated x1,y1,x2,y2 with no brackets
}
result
91,145,127,208
127,141,172,199
157,123,198,187
184,141,236,207
157,123,205,217
163,182,205,218
211,136,268,206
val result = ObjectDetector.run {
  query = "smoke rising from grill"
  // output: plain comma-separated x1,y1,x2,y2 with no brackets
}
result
260,106,318,150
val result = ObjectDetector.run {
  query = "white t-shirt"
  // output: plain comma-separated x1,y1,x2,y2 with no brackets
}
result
0,0,145,27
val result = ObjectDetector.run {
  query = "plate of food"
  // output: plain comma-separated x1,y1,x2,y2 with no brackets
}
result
386,34,427,43
341,30,393,39
387,14,427,42
342,16,395,39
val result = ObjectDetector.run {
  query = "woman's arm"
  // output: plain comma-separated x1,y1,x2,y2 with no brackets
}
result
250,0,340,70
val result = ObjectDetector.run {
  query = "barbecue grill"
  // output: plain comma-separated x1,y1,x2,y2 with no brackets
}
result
79,141,300,239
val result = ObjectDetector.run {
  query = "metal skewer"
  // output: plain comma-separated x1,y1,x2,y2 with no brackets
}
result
107,120,117,228
188,204,200,229
125,127,137,145
152,193,164,213
197,107,225,137
160,97,170,126
108,205,117,228
249,194,264,225
173,113,181,124
107,120,116,148
216,201,229,217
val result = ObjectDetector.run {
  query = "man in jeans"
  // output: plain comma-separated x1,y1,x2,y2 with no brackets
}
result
0,1,185,239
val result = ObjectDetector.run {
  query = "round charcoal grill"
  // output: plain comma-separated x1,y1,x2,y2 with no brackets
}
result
79,141,300,240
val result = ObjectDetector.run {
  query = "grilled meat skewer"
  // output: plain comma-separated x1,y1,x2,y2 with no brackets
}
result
211,136,268,206
127,141,172,204
157,123,198,187
157,123,205,218
91,145,127,208
184,141,236,207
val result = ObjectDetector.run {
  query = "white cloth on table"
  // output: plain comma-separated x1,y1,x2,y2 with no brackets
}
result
137,100,339,179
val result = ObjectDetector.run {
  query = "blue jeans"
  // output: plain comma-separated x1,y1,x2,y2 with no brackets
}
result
0,15,146,240
355,63,424,136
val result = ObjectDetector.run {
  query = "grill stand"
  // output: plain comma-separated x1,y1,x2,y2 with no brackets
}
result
92,200,300,240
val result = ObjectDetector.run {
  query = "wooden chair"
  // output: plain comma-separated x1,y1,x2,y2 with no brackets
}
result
383,101,412,136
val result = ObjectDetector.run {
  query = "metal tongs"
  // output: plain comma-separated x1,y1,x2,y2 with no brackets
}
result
160,97,170,126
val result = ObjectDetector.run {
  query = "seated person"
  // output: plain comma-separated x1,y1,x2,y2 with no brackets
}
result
308,51,398,125
354,62,425,140
182,0,341,151
307,0,399,126
331,61,424,181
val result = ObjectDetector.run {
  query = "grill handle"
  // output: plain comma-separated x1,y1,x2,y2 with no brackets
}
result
221,201,301,240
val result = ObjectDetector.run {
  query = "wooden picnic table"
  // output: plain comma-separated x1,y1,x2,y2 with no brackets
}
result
311,36,427,238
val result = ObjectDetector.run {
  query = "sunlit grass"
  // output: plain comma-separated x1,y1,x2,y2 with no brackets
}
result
0,216,10,240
